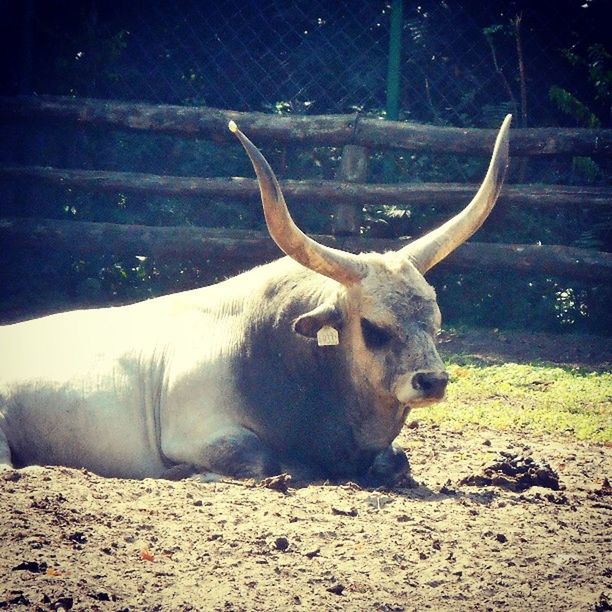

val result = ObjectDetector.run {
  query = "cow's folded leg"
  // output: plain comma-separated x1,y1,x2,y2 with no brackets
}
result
0,428,13,470
362,443,417,488
190,426,281,480
161,462,196,481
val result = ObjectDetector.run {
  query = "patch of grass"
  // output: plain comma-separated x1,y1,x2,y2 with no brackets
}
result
418,357,612,443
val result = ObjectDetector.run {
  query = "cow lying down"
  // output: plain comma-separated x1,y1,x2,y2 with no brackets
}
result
0,116,511,486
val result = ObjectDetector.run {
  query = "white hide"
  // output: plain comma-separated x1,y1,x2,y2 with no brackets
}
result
0,269,261,477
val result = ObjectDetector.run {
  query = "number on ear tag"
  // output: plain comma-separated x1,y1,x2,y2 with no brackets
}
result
317,326,339,346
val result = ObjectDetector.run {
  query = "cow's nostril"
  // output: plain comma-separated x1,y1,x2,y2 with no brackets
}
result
411,371,449,398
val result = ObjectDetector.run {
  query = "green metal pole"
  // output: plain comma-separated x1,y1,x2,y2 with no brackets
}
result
386,0,404,121
384,0,404,181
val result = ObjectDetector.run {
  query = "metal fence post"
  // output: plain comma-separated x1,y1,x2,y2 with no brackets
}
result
386,0,404,122
383,0,404,182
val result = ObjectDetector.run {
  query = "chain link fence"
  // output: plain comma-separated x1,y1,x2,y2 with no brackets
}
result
5,0,609,192
4,0,609,128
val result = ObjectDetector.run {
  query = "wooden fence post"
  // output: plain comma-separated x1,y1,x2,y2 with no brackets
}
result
332,144,369,235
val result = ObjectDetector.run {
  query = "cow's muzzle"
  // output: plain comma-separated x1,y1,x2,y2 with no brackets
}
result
394,370,449,406
411,370,449,399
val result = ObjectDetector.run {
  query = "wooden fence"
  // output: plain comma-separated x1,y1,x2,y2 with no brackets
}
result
1,95,611,283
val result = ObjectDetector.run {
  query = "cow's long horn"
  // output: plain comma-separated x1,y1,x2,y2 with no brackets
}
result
401,114,512,273
229,121,367,285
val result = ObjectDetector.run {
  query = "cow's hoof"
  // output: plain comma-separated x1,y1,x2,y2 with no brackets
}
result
363,444,416,488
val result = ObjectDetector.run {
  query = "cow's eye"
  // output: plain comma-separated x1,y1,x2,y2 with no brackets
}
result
361,319,392,349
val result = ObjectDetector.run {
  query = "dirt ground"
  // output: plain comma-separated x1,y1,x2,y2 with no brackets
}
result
1,330,610,611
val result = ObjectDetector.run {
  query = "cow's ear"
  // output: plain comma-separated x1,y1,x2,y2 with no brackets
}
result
292,302,343,338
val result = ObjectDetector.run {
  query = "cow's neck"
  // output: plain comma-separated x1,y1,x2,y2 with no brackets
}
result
230,259,388,478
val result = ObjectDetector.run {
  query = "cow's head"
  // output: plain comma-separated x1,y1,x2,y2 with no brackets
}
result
230,117,511,422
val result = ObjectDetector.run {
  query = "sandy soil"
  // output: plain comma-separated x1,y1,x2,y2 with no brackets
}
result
1,331,610,611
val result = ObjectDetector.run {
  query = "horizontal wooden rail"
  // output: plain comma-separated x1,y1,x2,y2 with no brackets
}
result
2,95,611,156
2,165,610,209
1,217,609,282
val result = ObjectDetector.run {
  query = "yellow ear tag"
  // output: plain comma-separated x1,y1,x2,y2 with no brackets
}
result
317,326,339,347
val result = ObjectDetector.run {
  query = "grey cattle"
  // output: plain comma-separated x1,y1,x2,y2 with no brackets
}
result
0,115,511,484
